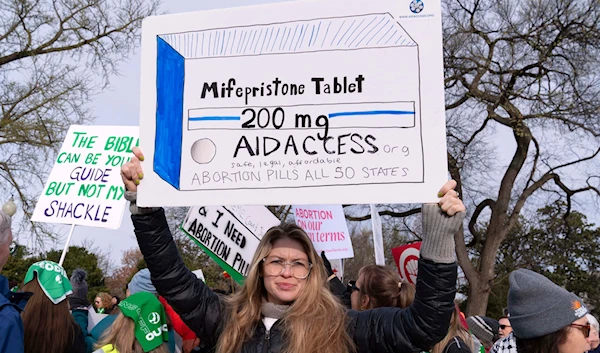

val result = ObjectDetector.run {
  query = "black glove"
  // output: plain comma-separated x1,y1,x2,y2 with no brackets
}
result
321,251,334,277
321,251,352,309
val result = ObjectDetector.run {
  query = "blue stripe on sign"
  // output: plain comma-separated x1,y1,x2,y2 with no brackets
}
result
328,110,415,118
189,116,241,121
155,37,184,189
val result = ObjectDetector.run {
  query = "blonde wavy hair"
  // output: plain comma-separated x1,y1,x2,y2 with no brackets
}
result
216,223,355,353
96,314,170,353
431,304,475,353
95,292,112,310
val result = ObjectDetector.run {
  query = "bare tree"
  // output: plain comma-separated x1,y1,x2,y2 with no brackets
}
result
341,219,416,282
105,247,144,298
0,0,160,243
444,0,600,315
267,205,293,221
346,0,600,315
80,238,115,276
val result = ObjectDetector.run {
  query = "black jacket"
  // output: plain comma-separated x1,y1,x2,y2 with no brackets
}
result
328,277,352,309
132,209,457,353
444,337,473,353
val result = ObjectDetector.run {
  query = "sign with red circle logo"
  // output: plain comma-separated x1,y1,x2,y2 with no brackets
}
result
391,242,422,285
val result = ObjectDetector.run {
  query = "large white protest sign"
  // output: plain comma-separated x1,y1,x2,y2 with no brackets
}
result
32,125,138,229
181,205,280,284
138,0,447,207
292,205,353,260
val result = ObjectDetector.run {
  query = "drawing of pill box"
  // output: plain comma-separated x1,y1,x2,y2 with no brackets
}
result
154,13,423,190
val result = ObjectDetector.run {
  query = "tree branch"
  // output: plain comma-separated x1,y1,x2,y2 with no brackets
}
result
467,198,495,246
345,207,422,222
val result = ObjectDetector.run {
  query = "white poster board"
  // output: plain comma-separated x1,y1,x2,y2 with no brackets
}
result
192,269,206,282
137,0,447,207
181,205,280,282
87,306,108,331
292,204,353,260
329,258,344,281
32,125,138,229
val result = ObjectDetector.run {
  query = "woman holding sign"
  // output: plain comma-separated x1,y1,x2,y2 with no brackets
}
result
121,147,465,353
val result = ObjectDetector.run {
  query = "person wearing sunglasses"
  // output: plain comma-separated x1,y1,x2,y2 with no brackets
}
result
348,266,416,311
0,210,25,353
94,292,113,314
320,250,417,312
505,269,593,353
498,317,512,339
586,314,600,353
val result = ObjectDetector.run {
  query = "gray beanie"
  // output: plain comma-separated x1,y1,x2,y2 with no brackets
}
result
70,269,89,299
128,269,157,295
467,316,498,345
508,269,588,339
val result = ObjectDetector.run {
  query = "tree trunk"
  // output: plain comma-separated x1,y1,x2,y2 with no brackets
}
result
466,276,493,316
464,225,509,316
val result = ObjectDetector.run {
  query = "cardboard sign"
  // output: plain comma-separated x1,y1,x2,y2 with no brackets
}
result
181,205,280,284
32,125,138,229
137,0,448,207
391,242,421,284
292,205,353,260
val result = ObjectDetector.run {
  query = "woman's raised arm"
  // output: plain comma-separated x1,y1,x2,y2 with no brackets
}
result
121,147,225,350
349,180,465,353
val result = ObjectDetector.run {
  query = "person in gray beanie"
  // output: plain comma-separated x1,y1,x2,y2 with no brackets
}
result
69,268,90,309
70,269,89,298
126,268,158,296
508,268,592,353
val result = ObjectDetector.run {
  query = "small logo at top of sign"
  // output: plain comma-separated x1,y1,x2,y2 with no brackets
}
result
409,0,424,13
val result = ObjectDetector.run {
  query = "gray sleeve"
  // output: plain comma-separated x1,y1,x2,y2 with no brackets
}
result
419,204,465,263
124,191,161,215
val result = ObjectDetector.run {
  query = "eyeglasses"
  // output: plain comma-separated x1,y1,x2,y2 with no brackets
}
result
500,325,511,330
262,258,312,279
570,324,591,338
9,241,18,255
348,280,360,293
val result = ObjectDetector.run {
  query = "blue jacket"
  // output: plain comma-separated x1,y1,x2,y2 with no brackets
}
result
0,275,24,353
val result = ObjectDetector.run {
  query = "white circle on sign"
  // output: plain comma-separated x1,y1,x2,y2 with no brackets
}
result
398,247,420,284
191,138,217,164
55,274,62,284
148,312,161,325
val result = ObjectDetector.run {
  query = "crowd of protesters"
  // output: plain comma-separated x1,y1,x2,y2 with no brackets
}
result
0,146,596,353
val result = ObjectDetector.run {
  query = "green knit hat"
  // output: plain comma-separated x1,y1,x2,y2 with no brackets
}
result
119,292,169,352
